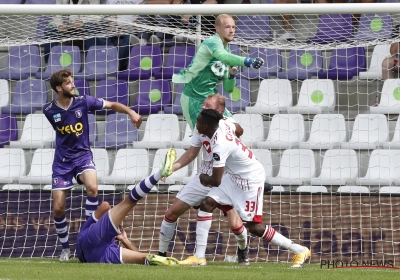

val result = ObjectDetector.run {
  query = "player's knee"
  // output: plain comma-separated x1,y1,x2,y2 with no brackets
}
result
53,205,65,217
85,184,98,196
247,222,264,237
99,201,111,211
200,197,217,212
165,208,180,221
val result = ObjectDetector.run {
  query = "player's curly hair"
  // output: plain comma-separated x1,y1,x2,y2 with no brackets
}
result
200,109,224,128
50,68,73,93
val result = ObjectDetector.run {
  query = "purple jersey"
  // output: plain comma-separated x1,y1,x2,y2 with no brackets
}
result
43,95,104,163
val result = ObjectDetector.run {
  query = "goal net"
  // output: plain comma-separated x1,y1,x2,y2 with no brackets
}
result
1,3,400,265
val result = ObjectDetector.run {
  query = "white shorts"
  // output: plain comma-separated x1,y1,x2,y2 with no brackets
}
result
207,174,264,223
176,175,212,207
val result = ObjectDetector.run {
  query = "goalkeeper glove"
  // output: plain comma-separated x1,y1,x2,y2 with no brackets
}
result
228,66,238,79
244,57,264,69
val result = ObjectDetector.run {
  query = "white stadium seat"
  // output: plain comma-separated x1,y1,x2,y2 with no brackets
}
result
232,113,264,148
370,79,400,114
287,79,335,114
0,148,26,183
245,79,292,114
0,79,9,107
132,114,180,149
299,114,346,150
337,186,370,193
382,117,400,149
379,186,400,194
9,114,55,149
91,148,110,179
18,148,54,184
340,114,388,150
252,149,273,180
2,184,33,191
296,185,328,193
151,148,187,184
359,44,390,80
172,122,192,149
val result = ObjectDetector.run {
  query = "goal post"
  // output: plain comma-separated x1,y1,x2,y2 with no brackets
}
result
0,3,400,265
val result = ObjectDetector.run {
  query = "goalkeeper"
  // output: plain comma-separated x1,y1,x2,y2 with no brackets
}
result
172,13,264,131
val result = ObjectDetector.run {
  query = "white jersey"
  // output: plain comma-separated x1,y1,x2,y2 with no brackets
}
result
211,121,265,190
190,117,236,176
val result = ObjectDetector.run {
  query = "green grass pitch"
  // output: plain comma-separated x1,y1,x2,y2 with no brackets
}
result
0,258,399,280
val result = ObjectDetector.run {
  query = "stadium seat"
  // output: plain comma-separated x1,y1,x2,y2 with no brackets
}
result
73,79,90,97
267,149,316,186
379,186,400,193
370,79,400,114
218,79,251,113
257,114,305,149
317,47,366,80
172,122,192,149
0,79,9,108
151,148,187,184
245,79,292,114
99,149,149,185
75,46,118,80
232,113,264,148
359,44,390,80
278,50,323,80
131,79,172,115
299,114,346,150
355,150,397,186
25,0,57,4
0,114,18,148
235,15,271,40
337,186,370,193
0,79,47,115
163,83,183,115
340,114,388,150
242,48,281,79
2,184,33,191
0,45,41,80
18,148,54,184
91,148,110,179
311,149,358,186
382,117,400,149
307,14,354,44
168,185,184,192
118,45,163,80
36,45,81,79
354,14,392,41
0,148,26,184
93,80,129,115
0,0,24,3
271,186,285,192
296,186,328,193
230,44,241,56
93,113,138,149
251,149,273,180
153,46,195,79
9,114,55,149
287,79,335,114
88,114,97,145
97,185,116,191
132,114,180,149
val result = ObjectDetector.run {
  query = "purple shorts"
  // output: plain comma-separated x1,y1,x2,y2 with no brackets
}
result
76,211,122,264
52,157,96,190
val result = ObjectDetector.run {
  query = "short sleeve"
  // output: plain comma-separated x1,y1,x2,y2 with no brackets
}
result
190,127,203,147
212,142,230,168
85,95,105,112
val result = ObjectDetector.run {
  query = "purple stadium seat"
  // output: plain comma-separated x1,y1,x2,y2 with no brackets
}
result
354,14,392,41
74,79,90,97
242,47,281,79
230,44,241,56
218,79,250,113
36,46,81,79
75,46,118,80
235,15,271,40
318,47,366,80
25,0,56,3
0,0,24,3
118,45,163,80
0,45,41,80
1,79,47,115
153,46,195,79
131,80,172,115
93,114,138,149
307,14,354,44
278,50,323,80
93,80,129,115
88,114,97,145
0,114,18,148
163,83,184,114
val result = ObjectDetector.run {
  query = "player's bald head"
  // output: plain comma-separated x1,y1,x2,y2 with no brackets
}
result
215,14,234,27
203,94,226,114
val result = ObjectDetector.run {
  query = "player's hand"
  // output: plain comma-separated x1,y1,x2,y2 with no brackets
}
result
58,24,69,32
130,112,142,129
229,66,238,80
199,174,212,188
115,227,128,241
73,20,84,29
244,57,264,69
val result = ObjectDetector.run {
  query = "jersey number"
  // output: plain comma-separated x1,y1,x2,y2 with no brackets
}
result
245,201,256,212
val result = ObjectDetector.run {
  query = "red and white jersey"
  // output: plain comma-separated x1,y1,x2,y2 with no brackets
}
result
211,121,265,190
191,117,236,176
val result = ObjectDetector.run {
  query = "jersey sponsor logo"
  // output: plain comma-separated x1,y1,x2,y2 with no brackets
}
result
203,141,211,153
53,113,61,123
75,110,82,118
213,152,220,161
56,122,84,136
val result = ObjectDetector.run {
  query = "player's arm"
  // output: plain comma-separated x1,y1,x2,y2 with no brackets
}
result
213,49,264,69
222,66,238,93
172,146,201,172
199,166,225,187
103,100,142,129
116,227,139,252
235,123,243,138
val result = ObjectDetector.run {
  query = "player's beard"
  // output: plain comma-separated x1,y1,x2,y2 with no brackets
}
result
61,87,76,98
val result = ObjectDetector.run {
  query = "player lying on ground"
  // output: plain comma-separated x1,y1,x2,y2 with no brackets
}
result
159,94,249,265
76,148,179,265
180,110,311,268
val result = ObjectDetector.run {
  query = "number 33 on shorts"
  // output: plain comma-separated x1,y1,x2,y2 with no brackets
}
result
245,200,256,212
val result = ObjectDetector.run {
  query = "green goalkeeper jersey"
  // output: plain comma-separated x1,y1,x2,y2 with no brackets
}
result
172,34,246,100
